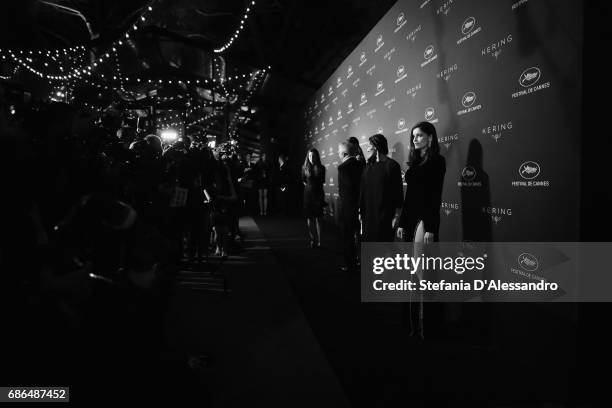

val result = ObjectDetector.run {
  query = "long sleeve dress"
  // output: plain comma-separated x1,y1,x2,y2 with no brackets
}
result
399,154,446,241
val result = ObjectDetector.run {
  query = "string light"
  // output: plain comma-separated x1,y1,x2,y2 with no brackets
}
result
214,0,256,53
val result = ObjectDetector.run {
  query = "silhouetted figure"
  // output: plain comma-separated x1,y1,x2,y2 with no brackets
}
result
302,149,326,248
337,141,364,272
359,134,403,242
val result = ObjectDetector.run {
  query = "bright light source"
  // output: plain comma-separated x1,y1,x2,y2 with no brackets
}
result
161,129,178,142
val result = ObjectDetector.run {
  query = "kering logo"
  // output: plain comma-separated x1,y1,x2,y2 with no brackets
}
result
440,202,460,216
336,76,343,88
425,107,438,123
407,82,422,98
384,47,396,62
436,0,454,16
482,35,513,60
332,96,338,105
384,97,396,109
457,16,481,45
437,64,458,81
328,116,333,126
366,65,376,76
519,67,540,88
328,86,333,96
439,133,459,149
421,45,438,67
458,91,482,116
341,89,348,98
407,25,422,42
347,65,353,79
347,102,354,114
396,65,407,83
482,121,512,143
375,80,385,96
482,206,512,225
518,253,538,272
395,12,407,32
360,92,368,106
353,78,360,87
395,118,408,134
519,161,540,180
337,109,342,120
366,109,376,119
512,66,550,98
375,34,384,52
320,94,324,103
360,52,367,66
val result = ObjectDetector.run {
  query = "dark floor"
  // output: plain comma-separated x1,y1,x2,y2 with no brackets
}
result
164,215,581,407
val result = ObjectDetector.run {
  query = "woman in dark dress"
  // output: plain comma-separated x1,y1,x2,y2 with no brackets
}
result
396,121,446,339
302,148,326,248
397,121,446,243
254,153,271,215
359,134,404,242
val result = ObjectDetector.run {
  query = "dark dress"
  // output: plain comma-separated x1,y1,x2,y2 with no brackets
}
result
302,164,326,218
399,154,446,240
359,157,404,242
254,160,271,189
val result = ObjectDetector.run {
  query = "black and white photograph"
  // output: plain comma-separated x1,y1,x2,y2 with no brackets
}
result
0,0,610,406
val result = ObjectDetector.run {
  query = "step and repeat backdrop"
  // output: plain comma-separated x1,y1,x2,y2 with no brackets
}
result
303,0,583,241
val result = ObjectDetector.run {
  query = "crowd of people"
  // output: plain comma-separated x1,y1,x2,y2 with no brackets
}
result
0,88,302,401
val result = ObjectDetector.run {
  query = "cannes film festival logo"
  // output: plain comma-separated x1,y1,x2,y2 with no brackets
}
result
377,81,384,93
519,67,541,88
397,12,405,26
425,107,436,121
424,45,435,60
348,66,352,75
361,93,367,103
328,86,333,95
518,253,539,272
461,166,476,181
360,52,367,63
461,17,476,34
462,91,476,108
397,65,405,77
519,161,541,180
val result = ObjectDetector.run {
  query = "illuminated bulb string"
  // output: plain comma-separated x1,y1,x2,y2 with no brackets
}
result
0,2,156,81
214,0,256,53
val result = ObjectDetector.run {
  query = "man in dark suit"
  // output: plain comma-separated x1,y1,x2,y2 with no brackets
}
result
337,141,364,273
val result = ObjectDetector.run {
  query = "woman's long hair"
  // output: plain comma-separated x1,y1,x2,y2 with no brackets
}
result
407,121,440,167
302,148,322,178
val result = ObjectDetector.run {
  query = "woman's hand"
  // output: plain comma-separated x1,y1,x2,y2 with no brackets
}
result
424,232,434,243
396,227,404,239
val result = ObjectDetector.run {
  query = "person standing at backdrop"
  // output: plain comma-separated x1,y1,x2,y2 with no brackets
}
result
359,134,403,242
396,121,446,243
348,136,365,163
337,141,364,272
302,149,326,248
254,153,271,215
396,121,446,340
